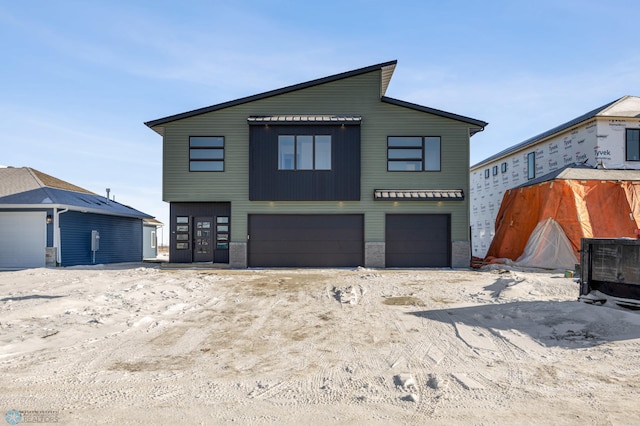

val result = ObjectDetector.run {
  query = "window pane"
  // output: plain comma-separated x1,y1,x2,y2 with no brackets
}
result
190,161,224,171
296,136,313,170
278,136,295,169
315,136,331,170
190,136,224,147
388,161,422,171
424,137,441,171
388,136,422,147
189,149,224,159
527,152,535,179
627,129,640,161
388,149,422,159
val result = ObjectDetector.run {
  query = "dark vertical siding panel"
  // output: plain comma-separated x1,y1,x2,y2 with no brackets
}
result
249,125,360,200
60,212,142,266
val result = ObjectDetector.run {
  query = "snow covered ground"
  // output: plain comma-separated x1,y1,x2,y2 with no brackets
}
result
1,263,640,425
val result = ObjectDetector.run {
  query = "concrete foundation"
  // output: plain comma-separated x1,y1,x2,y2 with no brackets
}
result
451,240,471,268
364,242,385,268
229,242,247,268
228,240,469,269
45,247,57,267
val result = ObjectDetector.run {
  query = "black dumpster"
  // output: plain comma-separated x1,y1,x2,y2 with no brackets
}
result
578,237,640,308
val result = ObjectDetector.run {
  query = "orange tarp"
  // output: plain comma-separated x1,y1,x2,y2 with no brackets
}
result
485,180,640,262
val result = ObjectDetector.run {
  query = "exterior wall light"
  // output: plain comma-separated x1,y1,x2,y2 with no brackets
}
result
46,214,53,224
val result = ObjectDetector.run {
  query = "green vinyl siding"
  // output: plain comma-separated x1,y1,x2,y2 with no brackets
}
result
160,69,471,244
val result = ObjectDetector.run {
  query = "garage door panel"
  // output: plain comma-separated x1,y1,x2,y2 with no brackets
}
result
386,243,447,255
0,212,46,269
390,231,448,242
250,240,363,254
250,252,362,267
248,214,363,267
251,228,363,242
386,214,450,267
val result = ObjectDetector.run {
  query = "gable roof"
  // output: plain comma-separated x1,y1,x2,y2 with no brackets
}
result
145,60,487,135
0,167,152,219
471,95,640,169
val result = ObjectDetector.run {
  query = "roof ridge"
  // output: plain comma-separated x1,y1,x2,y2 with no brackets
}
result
28,168,97,195
24,167,45,188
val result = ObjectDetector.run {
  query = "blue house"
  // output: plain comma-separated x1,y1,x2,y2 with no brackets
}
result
0,166,154,268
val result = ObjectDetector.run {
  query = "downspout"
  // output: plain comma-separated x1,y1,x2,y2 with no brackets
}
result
54,208,69,265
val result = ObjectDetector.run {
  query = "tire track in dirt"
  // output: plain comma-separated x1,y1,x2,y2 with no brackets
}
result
396,307,520,423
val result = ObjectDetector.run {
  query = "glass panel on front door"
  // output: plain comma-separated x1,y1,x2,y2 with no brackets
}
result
193,217,214,262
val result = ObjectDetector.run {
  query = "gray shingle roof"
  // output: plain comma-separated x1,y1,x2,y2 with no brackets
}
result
0,167,152,219
516,163,640,188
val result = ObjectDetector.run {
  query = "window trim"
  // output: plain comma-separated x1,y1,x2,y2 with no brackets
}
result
277,134,332,171
386,136,441,172
189,136,225,172
626,128,640,162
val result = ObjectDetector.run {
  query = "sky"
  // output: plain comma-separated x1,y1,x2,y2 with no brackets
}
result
2,0,639,245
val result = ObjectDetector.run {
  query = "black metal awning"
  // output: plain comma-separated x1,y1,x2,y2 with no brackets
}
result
374,189,464,201
247,115,362,125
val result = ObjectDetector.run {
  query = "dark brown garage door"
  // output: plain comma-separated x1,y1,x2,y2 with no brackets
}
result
248,214,364,267
386,214,451,267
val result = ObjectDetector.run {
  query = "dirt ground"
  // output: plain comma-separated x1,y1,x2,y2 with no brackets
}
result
1,263,640,425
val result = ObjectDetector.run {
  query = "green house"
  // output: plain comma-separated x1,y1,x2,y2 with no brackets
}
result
145,60,487,268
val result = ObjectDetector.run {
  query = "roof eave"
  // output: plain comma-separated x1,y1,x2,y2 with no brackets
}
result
470,96,628,170
381,97,488,132
145,60,399,129
0,203,153,219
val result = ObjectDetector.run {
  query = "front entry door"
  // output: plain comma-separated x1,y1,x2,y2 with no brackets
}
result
193,217,214,262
